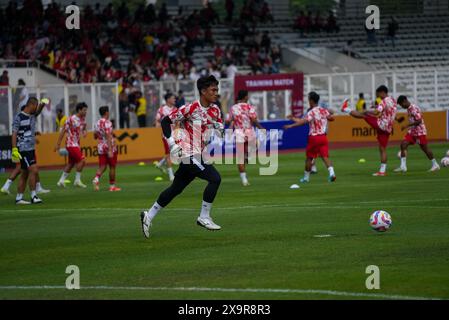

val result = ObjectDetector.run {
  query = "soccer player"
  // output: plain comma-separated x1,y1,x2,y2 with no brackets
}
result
140,75,224,238
154,93,177,182
394,95,440,173
11,97,47,204
341,85,397,176
92,106,121,191
226,90,264,186
54,102,88,188
284,92,336,183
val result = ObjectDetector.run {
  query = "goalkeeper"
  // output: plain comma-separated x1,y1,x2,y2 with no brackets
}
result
11,97,48,204
140,76,223,238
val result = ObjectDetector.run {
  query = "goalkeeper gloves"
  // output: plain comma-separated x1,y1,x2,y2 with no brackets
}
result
167,137,182,158
12,147,22,163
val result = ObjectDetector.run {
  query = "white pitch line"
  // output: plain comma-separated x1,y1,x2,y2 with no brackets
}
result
1,201,449,214
0,285,442,300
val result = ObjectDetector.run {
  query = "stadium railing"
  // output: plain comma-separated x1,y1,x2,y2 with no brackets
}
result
1,67,449,136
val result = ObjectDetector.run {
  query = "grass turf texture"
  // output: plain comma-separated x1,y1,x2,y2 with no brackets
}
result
1,143,449,300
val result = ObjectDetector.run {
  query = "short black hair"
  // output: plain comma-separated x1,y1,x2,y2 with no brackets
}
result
397,95,408,105
76,102,88,112
237,90,248,101
197,75,219,95
308,91,320,104
99,106,109,116
376,85,388,94
57,108,63,113
164,92,175,101
359,93,364,98
27,97,38,106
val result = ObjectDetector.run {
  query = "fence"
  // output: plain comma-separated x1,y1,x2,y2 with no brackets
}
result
1,68,449,136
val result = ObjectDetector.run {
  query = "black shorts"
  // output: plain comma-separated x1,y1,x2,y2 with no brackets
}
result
175,157,220,182
20,150,37,170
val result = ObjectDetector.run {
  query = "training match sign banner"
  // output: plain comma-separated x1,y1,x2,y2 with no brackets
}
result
234,73,305,117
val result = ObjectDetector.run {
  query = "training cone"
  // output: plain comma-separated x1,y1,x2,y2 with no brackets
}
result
138,162,146,166
155,177,163,182
358,158,366,163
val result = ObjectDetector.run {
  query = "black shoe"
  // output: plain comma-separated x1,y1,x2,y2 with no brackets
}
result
31,196,43,204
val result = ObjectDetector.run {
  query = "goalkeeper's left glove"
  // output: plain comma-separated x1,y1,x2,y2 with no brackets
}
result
12,147,22,163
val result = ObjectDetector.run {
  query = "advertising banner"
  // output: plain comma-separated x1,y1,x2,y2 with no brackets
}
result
327,111,448,142
34,127,165,167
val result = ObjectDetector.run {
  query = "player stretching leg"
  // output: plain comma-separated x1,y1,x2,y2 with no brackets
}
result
394,96,440,173
92,106,121,191
54,103,88,188
284,92,336,183
154,93,178,182
11,98,47,204
140,76,223,238
341,85,397,176
226,90,264,186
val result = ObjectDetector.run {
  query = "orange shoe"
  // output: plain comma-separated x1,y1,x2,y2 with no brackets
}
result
109,186,122,192
372,172,386,177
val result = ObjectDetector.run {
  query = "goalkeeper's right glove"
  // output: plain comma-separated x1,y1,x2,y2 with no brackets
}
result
12,147,22,163
167,137,182,158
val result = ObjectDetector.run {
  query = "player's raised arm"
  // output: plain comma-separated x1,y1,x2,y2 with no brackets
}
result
283,117,308,130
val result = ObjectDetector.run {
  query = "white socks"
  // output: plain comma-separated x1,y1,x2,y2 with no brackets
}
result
200,201,212,219
16,193,23,201
31,190,37,198
59,172,69,183
380,163,387,173
400,157,407,168
328,166,335,177
240,172,248,183
36,182,42,192
431,159,438,167
2,179,13,190
168,167,174,181
146,202,163,221
75,172,81,183
304,171,311,180
158,158,167,167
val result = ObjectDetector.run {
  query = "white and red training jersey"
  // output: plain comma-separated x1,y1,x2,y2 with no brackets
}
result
94,118,117,155
64,114,86,148
376,96,397,133
407,104,427,136
229,102,258,141
155,105,175,123
305,107,330,136
168,100,222,157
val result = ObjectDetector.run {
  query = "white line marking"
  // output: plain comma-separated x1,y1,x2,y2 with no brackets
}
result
0,285,442,300
1,197,448,214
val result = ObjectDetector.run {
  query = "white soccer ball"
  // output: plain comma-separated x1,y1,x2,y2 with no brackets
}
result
369,210,392,232
441,157,449,167
58,148,68,156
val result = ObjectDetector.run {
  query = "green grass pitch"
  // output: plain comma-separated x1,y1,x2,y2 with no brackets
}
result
1,143,449,300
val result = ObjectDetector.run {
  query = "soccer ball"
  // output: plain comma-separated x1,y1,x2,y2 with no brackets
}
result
369,210,392,232
441,157,449,167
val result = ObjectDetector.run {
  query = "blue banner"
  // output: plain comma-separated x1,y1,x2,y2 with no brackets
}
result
259,120,309,150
